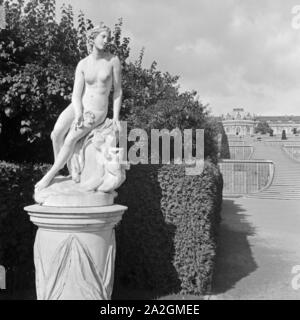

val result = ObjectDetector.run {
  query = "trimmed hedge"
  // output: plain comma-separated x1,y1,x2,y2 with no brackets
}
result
0,160,222,298
216,122,230,159
220,132,230,159
115,161,223,296
0,161,49,295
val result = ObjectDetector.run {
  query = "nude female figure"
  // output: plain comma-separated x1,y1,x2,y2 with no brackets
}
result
35,24,122,190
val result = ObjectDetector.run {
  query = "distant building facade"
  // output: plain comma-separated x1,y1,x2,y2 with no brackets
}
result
256,115,300,135
219,108,300,136
221,108,255,136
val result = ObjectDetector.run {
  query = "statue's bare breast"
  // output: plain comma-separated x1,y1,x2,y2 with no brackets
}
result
82,56,113,112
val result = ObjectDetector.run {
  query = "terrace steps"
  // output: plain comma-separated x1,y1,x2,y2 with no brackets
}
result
246,142,300,200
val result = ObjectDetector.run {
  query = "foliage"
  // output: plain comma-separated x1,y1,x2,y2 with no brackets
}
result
115,161,223,296
0,1,130,161
281,129,287,140
219,126,230,159
0,0,218,163
208,120,230,159
255,121,271,135
124,91,218,162
0,161,49,294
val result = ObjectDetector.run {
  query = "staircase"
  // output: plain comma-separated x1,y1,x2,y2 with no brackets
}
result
246,141,300,200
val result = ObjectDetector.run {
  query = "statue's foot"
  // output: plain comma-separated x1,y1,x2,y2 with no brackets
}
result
72,172,80,183
35,175,53,191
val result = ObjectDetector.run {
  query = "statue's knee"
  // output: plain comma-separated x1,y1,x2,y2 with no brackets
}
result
51,130,59,142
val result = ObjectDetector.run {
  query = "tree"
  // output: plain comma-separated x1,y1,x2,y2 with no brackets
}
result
255,121,271,135
281,130,287,140
0,1,130,161
215,122,230,159
0,0,218,163
0,0,80,160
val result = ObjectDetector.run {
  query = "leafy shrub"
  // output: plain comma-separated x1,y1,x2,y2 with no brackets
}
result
199,119,229,160
255,121,272,135
115,161,223,296
214,121,230,159
0,161,48,294
125,95,219,164
220,131,230,159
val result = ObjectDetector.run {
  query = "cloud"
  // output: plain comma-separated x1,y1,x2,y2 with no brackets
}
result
56,0,300,116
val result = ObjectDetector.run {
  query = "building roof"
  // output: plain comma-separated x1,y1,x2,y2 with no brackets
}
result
213,108,300,124
256,116,300,123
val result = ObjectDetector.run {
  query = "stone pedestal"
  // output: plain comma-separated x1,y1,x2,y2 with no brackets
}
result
24,204,127,300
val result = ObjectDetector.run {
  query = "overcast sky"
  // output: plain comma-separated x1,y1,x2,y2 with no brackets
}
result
56,0,300,116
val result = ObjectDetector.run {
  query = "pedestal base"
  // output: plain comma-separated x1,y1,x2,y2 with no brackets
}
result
24,204,127,300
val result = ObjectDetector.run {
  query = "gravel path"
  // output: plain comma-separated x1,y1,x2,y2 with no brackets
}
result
211,197,300,300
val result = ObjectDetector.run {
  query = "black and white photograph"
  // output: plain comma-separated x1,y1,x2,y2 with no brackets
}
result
0,0,300,304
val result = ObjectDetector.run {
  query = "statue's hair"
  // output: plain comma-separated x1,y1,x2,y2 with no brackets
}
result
86,22,111,53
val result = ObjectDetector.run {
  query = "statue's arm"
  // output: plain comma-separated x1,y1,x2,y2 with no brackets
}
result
112,56,122,121
71,60,85,121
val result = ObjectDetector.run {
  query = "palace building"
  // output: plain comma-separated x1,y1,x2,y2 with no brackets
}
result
218,108,300,136
221,108,255,136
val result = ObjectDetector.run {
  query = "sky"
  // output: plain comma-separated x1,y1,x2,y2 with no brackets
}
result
56,0,300,116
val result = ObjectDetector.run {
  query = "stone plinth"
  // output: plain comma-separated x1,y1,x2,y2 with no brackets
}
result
24,204,127,300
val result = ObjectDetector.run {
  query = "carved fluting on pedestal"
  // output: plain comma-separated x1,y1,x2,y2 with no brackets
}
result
24,204,127,300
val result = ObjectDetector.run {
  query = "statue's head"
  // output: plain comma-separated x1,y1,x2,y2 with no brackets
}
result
87,22,111,53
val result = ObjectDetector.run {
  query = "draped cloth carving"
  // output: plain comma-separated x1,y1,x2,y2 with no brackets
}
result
34,118,129,207
35,231,116,300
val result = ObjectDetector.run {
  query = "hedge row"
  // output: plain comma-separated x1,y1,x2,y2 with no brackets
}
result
216,122,230,159
115,161,223,296
0,161,49,295
0,160,222,298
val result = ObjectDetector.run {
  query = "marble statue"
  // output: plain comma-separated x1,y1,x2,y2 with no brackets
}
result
35,22,123,191
25,23,129,300
34,22,128,206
